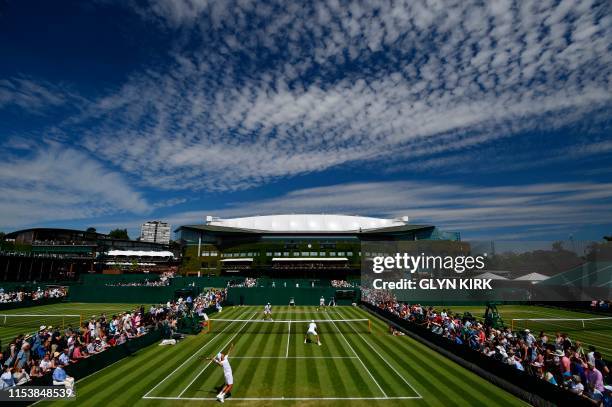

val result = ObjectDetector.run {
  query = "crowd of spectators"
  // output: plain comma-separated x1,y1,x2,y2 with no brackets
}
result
0,287,67,304
591,300,611,311
227,278,257,288
363,288,612,405
0,304,152,390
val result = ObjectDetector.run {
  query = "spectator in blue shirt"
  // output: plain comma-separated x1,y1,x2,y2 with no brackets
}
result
52,364,74,390
58,349,70,366
0,366,15,389
15,343,30,369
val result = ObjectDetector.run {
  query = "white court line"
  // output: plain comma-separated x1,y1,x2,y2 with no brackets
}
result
177,312,257,398
143,308,250,398
229,356,357,359
325,309,388,398
143,396,420,400
286,320,291,358
335,309,423,399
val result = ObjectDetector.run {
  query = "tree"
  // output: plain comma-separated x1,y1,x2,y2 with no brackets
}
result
85,227,97,233
604,236,612,242
0,232,5,241
108,228,130,240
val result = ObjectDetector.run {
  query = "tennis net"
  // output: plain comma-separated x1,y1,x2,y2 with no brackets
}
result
204,318,371,334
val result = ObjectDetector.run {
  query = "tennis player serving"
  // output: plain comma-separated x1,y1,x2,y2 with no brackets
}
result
209,343,234,403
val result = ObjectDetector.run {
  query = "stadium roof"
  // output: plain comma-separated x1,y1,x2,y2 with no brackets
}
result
106,250,174,258
177,214,433,234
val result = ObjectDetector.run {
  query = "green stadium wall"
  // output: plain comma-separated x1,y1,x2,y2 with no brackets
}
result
226,287,359,306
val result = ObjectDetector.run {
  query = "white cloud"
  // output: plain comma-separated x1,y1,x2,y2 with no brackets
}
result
0,146,151,229
69,0,611,191
0,77,83,113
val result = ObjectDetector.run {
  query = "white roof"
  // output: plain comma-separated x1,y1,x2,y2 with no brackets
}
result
272,257,349,261
206,214,407,232
514,272,549,281
474,272,509,280
106,250,174,258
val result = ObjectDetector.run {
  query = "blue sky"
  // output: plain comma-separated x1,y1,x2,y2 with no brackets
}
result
0,0,611,240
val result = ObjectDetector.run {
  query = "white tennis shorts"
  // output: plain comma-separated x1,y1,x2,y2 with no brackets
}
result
224,371,233,385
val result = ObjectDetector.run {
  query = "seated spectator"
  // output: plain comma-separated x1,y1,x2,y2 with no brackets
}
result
29,364,43,378
587,362,605,393
39,353,53,373
12,366,29,386
52,363,74,390
58,349,70,366
568,375,584,395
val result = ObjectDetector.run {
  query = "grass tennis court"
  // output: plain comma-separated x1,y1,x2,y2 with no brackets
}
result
0,302,140,347
40,305,526,406
441,304,612,359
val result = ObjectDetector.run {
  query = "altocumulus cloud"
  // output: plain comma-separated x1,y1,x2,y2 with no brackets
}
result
0,146,151,228
70,0,612,192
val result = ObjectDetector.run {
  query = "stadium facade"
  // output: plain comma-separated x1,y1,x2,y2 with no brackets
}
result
176,214,460,277
1,228,177,280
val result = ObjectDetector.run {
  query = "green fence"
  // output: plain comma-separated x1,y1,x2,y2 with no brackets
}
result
226,287,360,306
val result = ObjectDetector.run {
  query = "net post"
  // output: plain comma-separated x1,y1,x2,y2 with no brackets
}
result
511,319,515,331
582,319,585,329
368,319,371,333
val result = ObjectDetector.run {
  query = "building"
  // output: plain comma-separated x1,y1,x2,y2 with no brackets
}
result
1,228,176,281
140,221,171,244
175,214,460,277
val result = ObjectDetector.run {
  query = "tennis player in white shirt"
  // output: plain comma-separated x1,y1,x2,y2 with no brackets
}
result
210,343,234,403
304,320,321,346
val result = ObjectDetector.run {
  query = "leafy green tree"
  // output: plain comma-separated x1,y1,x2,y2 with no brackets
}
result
108,228,130,240
86,227,97,233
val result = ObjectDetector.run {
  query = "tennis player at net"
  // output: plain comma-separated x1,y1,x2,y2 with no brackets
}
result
304,320,321,346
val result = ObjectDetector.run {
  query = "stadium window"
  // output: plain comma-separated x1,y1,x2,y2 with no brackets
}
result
338,252,345,256
319,252,325,256
301,252,309,256
330,252,336,256
266,252,272,256
202,251,210,257
293,252,300,256
283,252,289,256
274,252,281,256
310,251,317,256
211,252,218,256
347,252,353,256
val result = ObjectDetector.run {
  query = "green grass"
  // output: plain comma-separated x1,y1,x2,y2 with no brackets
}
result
39,305,526,407
439,304,612,359
0,302,141,347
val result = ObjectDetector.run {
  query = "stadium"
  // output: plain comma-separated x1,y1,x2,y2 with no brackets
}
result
0,214,610,406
